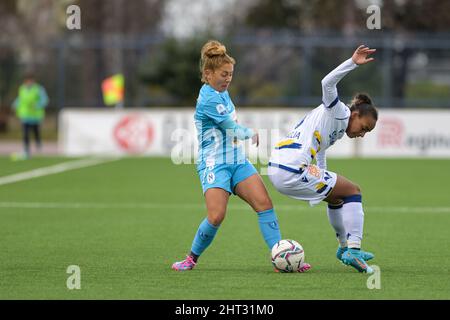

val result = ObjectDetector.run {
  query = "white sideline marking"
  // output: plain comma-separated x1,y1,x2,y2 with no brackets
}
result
0,157,119,186
0,201,449,213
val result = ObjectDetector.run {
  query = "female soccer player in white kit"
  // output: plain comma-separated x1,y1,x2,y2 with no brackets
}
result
268,45,378,273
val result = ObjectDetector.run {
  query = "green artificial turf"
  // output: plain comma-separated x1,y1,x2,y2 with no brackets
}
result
0,157,449,299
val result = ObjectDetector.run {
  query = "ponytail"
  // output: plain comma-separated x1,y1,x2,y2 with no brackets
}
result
350,93,378,120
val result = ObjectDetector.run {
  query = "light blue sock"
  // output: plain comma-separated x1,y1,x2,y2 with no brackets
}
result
190,218,220,256
257,208,281,250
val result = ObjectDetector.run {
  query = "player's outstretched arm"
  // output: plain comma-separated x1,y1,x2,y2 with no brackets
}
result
321,45,376,108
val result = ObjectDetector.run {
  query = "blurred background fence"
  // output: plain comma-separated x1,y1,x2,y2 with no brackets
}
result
2,31,450,110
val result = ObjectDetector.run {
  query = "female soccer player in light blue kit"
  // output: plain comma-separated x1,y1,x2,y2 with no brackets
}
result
172,40,311,272
268,45,378,273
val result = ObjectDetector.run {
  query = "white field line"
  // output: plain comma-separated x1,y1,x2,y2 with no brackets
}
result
0,157,119,187
0,201,449,213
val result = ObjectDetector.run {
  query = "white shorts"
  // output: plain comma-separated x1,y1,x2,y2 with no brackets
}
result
267,163,337,206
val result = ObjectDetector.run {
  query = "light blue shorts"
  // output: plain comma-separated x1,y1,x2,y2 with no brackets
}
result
197,160,258,195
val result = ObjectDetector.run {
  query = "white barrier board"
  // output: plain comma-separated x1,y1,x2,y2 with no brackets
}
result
59,108,450,159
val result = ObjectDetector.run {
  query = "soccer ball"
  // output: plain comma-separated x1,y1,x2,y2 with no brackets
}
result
271,239,305,273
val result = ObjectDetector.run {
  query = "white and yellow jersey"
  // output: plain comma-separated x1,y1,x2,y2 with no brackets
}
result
270,58,358,171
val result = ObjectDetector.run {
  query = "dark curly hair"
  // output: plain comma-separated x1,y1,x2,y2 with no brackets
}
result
349,93,378,120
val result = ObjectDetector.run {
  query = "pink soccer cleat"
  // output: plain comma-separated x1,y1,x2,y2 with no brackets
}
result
172,255,197,271
297,262,311,273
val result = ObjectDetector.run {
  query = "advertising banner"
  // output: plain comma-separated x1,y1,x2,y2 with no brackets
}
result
59,108,450,159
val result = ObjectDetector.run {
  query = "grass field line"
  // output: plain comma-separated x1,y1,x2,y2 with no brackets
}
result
0,157,119,186
0,201,449,213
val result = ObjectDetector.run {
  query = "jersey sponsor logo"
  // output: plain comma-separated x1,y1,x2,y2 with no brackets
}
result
324,171,332,181
329,129,345,145
207,172,215,184
216,104,227,115
307,165,321,178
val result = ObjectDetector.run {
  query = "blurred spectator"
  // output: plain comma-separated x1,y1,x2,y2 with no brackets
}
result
12,72,49,159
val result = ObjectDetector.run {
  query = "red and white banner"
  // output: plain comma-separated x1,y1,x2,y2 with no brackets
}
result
361,110,450,158
59,108,450,158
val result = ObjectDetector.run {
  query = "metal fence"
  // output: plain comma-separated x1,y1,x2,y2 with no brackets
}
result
1,30,450,110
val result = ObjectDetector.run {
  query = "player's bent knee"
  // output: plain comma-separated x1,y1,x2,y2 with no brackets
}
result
253,197,273,212
207,212,226,226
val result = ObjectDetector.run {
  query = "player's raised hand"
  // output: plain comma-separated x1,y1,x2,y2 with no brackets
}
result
352,45,376,65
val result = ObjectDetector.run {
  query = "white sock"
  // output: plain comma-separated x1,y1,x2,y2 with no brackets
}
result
342,195,364,249
327,203,348,248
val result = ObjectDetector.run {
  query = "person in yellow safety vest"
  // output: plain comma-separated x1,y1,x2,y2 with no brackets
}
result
12,73,49,159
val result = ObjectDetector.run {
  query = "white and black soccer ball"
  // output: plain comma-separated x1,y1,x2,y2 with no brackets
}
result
271,239,305,273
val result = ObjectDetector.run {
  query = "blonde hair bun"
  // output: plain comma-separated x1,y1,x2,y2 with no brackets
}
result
201,40,227,59
199,40,235,83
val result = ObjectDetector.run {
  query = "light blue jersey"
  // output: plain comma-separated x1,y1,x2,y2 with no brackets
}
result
194,84,246,171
